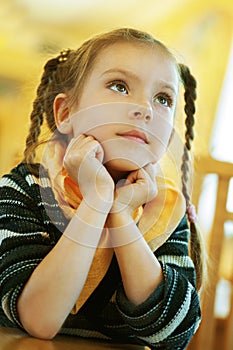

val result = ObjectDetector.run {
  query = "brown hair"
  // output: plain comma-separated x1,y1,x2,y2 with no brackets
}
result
23,27,205,290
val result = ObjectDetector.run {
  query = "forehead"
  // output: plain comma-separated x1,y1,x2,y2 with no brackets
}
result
91,41,179,83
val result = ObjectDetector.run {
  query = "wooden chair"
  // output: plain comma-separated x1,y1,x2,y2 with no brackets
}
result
187,156,233,350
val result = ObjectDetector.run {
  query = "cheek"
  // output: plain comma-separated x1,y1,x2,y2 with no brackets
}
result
149,114,174,161
70,103,126,137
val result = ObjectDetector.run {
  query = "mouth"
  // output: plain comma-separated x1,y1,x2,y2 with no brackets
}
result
117,130,148,144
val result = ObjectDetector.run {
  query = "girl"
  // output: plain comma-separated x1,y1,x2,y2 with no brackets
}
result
0,28,203,349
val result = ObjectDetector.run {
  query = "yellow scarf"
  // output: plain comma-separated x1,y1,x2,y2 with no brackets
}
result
43,140,185,314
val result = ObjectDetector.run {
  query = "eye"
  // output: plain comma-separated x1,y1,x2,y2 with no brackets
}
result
107,80,128,94
154,94,173,108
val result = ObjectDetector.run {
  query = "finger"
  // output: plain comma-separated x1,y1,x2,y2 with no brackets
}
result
65,134,86,155
126,169,141,184
143,163,157,181
65,135,99,158
127,167,150,184
136,167,158,199
86,140,104,163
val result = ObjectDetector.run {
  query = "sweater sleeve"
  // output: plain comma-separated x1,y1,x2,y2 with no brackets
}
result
0,164,63,328
115,216,201,350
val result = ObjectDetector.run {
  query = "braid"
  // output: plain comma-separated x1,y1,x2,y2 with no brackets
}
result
23,57,65,164
23,102,43,164
179,64,196,205
179,64,205,291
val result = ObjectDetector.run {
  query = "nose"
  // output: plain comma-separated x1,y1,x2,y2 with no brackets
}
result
128,105,153,122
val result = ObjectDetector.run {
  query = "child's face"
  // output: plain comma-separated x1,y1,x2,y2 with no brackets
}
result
69,41,179,172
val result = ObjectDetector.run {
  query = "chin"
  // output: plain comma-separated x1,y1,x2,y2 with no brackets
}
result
104,158,147,172
102,143,157,173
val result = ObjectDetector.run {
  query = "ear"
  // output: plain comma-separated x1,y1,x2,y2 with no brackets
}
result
53,93,72,134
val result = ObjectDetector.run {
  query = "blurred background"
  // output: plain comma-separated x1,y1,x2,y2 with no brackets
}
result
0,0,233,349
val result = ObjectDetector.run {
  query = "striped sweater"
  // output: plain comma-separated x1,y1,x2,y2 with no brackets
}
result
0,163,201,349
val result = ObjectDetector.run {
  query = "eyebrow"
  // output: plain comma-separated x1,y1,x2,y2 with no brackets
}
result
101,68,139,81
101,68,177,95
159,80,178,95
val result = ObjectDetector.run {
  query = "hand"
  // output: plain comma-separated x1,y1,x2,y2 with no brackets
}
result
63,135,114,210
110,163,157,218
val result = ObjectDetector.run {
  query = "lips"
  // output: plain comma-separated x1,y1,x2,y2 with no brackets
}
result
117,130,148,144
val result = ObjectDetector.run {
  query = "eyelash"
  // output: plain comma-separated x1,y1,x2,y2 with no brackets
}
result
107,80,174,108
107,80,128,94
154,93,174,108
